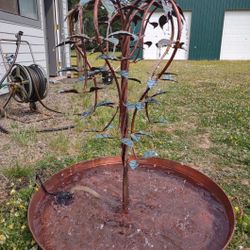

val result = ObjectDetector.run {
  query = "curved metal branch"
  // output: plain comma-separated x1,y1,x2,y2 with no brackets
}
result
131,0,183,134
128,1,157,60
74,43,99,109
93,0,122,101
131,5,158,62
156,0,182,80
151,16,175,79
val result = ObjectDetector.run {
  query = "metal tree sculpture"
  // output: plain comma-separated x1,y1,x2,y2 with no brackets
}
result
63,0,183,212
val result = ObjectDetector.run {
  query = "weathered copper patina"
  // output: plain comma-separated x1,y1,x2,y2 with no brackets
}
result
28,157,235,250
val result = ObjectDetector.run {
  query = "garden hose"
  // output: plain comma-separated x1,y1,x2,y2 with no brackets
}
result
0,31,112,134
9,64,48,104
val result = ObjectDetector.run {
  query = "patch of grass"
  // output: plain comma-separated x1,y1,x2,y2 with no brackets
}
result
33,154,82,176
10,129,37,146
81,135,120,158
48,133,70,153
3,165,33,180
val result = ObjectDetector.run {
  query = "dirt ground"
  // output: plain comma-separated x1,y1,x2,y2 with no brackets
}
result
0,77,90,168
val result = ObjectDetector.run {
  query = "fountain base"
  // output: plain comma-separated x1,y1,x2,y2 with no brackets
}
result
28,157,235,250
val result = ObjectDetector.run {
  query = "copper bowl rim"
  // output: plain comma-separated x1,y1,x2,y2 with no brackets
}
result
28,156,235,249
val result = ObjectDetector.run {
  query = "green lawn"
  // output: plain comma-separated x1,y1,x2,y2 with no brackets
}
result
0,60,250,249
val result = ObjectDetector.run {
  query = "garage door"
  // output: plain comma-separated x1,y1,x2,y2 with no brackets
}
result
143,12,192,60
220,11,250,60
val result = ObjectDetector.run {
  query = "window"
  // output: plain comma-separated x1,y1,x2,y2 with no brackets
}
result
0,0,38,20
19,0,38,20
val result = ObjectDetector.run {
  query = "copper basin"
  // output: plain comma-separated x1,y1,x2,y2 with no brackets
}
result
28,157,235,249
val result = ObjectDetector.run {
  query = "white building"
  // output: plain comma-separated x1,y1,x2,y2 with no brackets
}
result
0,0,70,95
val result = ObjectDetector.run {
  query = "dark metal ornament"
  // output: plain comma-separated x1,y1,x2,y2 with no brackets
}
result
102,71,113,85
36,174,74,206
55,192,74,206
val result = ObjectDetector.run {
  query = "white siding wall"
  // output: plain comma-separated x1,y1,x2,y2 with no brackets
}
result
0,0,47,95
62,0,70,68
0,0,71,95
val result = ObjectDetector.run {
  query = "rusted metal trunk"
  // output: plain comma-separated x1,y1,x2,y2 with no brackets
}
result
120,22,131,213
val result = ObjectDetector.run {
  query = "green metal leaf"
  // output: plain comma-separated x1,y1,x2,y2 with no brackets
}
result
58,67,79,73
151,90,167,98
131,131,151,142
125,102,145,110
109,31,138,41
117,72,141,83
105,37,119,46
90,67,108,73
131,134,141,142
96,134,112,139
149,22,158,29
102,0,116,18
81,107,94,117
97,54,118,61
125,103,137,109
89,87,104,92
129,160,139,170
154,117,169,124
147,79,157,89
79,0,92,6
156,39,173,48
56,40,75,48
79,76,85,81
119,70,129,78
144,41,153,48
121,138,134,147
96,101,115,107
70,34,91,40
161,0,172,15
145,97,161,105
135,102,145,110
161,73,177,82
143,150,158,158
134,131,152,137
159,15,168,29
